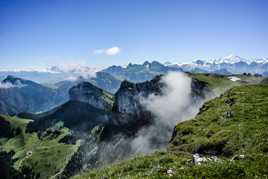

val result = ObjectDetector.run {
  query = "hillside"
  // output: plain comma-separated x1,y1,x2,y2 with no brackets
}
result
74,84,268,178
0,76,68,115
0,115,79,179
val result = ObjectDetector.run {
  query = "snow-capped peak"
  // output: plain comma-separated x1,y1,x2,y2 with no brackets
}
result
209,54,251,64
224,54,241,60
253,58,268,64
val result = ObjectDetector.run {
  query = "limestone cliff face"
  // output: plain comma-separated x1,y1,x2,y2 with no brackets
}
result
113,75,164,115
113,75,209,115
69,82,113,111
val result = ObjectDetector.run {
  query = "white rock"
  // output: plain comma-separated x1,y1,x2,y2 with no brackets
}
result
193,153,218,165
167,168,173,176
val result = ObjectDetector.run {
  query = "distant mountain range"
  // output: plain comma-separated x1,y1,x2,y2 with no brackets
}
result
0,54,267,87
170,54,268,75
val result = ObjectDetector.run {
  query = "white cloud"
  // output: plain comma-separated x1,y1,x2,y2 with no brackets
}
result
140,72,193,127
0,81,27,89
93,46,121,56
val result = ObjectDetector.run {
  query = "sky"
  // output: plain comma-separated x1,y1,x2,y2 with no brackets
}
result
0,0,268,69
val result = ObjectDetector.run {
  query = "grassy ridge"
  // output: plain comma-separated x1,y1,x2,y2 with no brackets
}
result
191,73,239,89
73,85,268,178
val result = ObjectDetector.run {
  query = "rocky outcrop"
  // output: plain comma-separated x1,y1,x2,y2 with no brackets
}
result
113,75,209,115
69,82,113,111
113,75,164,115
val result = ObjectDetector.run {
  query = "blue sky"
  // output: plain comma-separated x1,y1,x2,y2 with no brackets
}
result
0,0,268,69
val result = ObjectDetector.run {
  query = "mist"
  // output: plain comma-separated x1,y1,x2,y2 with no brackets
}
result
0,81,27,89
141,72,192,127
130,72,211,154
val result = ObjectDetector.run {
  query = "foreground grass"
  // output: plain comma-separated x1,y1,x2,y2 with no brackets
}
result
74,85,268,178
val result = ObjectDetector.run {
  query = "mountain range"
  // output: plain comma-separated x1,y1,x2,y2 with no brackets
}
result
172,54,268,75
1,55,267,87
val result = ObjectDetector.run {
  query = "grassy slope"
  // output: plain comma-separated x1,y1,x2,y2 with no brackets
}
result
191,73,238,89
74,84,268,178
0,115,80,179
102,90,114,107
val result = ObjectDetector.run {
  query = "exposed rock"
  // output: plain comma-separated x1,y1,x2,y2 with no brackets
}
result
113,75,165,114
193,153,218,165
69,82,113,111
113,75,208,115
231,154,245,161
166,168,174,176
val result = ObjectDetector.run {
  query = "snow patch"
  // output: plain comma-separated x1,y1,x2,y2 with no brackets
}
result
228,76,241,81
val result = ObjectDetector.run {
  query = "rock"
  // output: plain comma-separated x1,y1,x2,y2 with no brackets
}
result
167,168,173,176
69,82,113,111
193,153,218,165
231,154,245,161
113,75,209,115
224,111,234,118
113,76,164,115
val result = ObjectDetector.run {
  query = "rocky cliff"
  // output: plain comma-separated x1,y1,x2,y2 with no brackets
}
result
113,74,209,115
69,82,114,111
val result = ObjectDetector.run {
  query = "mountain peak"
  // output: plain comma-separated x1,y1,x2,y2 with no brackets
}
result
209,54,251,64
69,81,113,111
223,54,241,60
3,75,26,84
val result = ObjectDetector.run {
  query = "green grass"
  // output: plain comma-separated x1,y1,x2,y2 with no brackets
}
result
102,90,114,106
74,152,268,179
73,84,268,178
0,115,80,179
191,73,239,89
170,85,268,155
